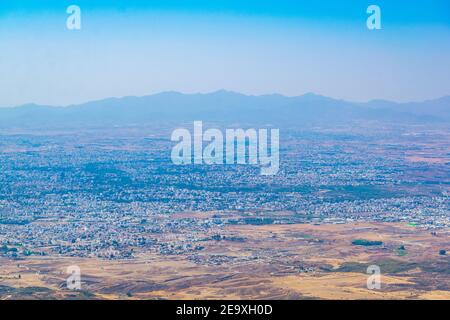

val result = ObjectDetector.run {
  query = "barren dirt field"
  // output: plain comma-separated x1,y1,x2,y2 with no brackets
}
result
1,222,449,300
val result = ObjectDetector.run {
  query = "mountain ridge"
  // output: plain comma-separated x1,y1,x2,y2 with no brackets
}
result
1,91,449,129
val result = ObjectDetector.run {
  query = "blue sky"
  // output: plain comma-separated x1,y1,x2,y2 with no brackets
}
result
1,0,449,25
0,0,449,106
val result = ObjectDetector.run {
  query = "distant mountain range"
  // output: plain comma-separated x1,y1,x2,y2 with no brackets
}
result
0,91,449,129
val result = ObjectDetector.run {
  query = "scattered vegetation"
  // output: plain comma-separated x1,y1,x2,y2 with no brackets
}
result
396,245,407,256
0,219,30,225
0,245,18,253
65,290,96,300
351,239,383,246
0,285,53,298
336,259,418,274
243,218,274,225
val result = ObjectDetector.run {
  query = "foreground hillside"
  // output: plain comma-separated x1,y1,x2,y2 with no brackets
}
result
1,221,448,300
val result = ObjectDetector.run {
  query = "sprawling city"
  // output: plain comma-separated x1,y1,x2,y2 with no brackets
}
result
0,119,448,299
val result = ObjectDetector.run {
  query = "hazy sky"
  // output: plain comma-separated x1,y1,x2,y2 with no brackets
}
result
1,0,450,106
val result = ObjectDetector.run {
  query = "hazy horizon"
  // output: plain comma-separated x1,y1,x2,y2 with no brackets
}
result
3,89,450,109
1,0,450,107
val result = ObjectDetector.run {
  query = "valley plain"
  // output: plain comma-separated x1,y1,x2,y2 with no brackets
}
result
1,221,449,300
0,108,449,300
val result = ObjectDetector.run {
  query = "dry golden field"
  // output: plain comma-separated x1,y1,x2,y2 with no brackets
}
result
1,221,449,300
